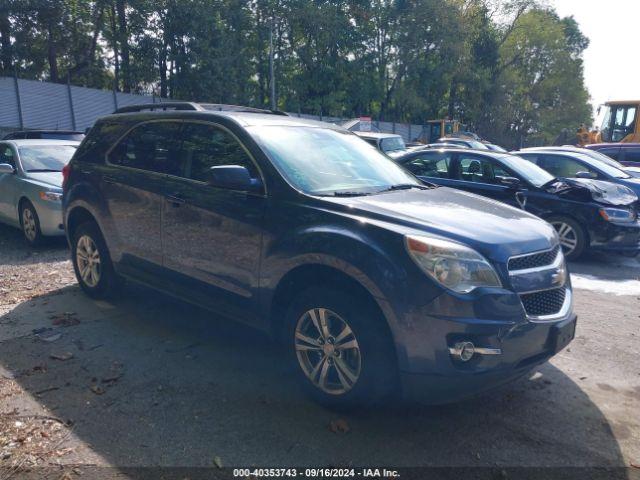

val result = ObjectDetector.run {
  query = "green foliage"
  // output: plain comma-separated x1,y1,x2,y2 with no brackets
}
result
0,0,592,147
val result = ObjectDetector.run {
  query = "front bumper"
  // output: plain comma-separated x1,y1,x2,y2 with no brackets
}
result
399,313,577,404
588,219,640,254
33,198,65,236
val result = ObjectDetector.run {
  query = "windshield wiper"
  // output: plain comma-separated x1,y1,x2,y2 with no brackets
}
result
328,191,372,197
376,183,430,193
26,169,61,173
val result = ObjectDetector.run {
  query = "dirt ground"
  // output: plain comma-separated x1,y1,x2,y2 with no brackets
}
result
1,223,639,479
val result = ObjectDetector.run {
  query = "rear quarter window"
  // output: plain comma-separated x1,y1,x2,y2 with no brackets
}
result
73,121,128,163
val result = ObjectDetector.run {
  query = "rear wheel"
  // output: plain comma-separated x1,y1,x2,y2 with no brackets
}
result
548,216,586,260
20,201,44,247
71,221,122,299
286,287,397,408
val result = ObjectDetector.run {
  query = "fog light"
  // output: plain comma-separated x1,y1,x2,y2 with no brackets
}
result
451,341,475,362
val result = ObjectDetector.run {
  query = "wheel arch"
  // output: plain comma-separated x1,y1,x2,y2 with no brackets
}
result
66,205,98,239
269,263,397,351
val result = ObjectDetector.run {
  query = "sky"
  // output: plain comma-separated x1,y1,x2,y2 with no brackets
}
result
550,0,640,120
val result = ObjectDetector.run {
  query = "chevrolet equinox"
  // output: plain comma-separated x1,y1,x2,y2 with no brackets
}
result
62,103,577,407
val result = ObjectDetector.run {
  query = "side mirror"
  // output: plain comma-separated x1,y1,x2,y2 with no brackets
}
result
0,163,15,174
498,176,521,188
575,171,597,179
206,165,262,193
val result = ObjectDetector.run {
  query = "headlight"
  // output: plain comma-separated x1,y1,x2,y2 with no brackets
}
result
405,235,502,293
39,191,63,202
599,207,636,223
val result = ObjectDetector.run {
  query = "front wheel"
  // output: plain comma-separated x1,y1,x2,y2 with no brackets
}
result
71,221,122,299
286,287,397,408
548,216,587,260
20,201,44,246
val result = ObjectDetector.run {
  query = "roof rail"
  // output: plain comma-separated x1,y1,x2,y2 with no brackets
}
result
114,102,203,114
114,101,289,116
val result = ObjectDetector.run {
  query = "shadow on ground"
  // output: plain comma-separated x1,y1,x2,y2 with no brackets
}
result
0,282,627,470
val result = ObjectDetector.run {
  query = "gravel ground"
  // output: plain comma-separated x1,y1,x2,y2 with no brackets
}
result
1,223,639,479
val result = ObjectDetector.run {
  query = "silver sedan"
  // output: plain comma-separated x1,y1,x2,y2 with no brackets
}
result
0,139,79,245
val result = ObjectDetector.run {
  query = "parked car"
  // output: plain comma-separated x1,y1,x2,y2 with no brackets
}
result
437,137,489,150
354,131,408,157
3,130,85,141
586,143,640,168
395,148,640,260
519,146,640,178
483,143,507,152
63,102,576,407
0,139,79,245
514,148,640,198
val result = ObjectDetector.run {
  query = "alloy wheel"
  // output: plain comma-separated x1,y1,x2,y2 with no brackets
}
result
294,308,362,395
551,221,578,256
76,235,101,288
22,207,37,242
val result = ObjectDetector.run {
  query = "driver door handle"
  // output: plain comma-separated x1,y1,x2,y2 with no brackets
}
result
166,194,185,206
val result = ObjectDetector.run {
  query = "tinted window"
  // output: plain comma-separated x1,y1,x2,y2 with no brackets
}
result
404,152,451,178
40,133,85,141
0,145,15,167
180,123,257,182
624,148,640,163
380,136,406,152
456,154,509,184
108,122,182,175
498,155,554,187
598,148,620,160
18,145,77,172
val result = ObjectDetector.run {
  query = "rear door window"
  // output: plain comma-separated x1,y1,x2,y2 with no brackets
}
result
598,148,621,160
179,123,258,183
404,152,451,178
108,122,183,175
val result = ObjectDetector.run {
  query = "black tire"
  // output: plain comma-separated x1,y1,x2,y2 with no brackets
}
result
285,287,398,409
19,200,44,247
71,221,122,299
548,216,587,261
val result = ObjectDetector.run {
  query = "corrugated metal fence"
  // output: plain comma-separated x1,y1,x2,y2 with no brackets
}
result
0,76,427,141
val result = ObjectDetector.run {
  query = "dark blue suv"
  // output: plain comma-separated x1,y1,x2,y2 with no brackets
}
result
62,103,576,407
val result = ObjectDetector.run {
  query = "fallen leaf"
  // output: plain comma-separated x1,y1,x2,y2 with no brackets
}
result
329,419,350,434
90,385,105,395
51,312,80,327
50,352,74,361
213,456,223,468
39,333,62,343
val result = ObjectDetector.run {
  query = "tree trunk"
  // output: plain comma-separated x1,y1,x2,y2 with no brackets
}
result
115,0,130,92
47,21,59,82
0,11,11,73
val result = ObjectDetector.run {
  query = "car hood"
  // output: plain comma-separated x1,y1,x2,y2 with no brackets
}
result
547,178,638,206
616,176,640,196
23,172,63,188
322,187,557,262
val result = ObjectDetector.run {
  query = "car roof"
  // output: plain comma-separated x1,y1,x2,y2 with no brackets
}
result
588,143,640,148
1,139,81,147
395,146,511,161
105,109,349,131
353,131,402,139
8,130,84,134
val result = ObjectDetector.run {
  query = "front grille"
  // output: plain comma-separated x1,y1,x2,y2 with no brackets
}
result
520,287,566,317
508,245,560,271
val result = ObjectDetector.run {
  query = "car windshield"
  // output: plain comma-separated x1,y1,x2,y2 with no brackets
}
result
380,136,406,152
500,154,555,187
250,126,420,196
19,145,77,172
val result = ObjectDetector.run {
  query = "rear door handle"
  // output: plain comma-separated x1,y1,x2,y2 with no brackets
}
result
166,194,185,206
